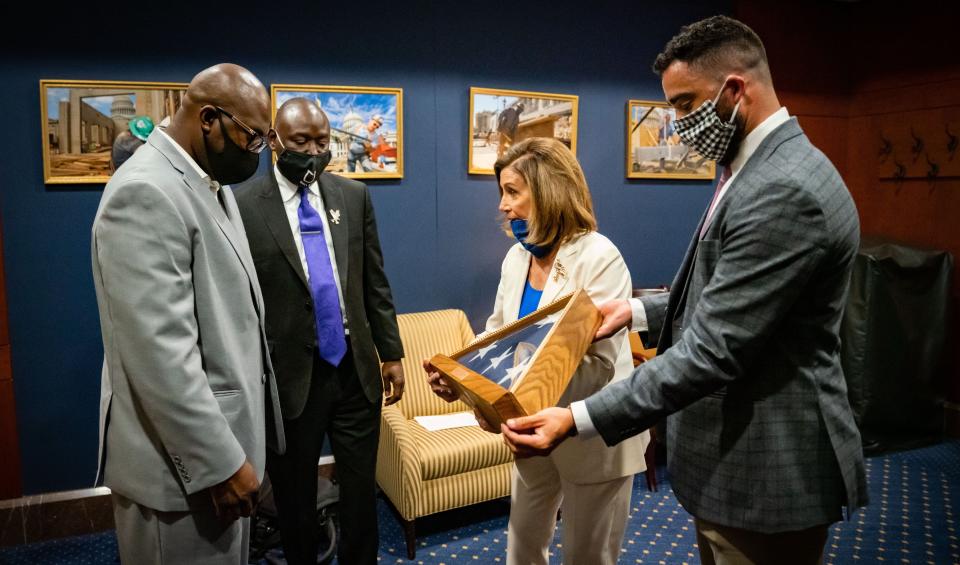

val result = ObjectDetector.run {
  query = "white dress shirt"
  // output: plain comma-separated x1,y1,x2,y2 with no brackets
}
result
273,166,349,331
156,128,218,191
571,107,792,438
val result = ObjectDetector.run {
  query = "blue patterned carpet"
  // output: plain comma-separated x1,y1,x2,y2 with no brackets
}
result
1,441,957,564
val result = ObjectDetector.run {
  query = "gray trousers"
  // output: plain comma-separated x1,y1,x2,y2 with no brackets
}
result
112,492,250,564
695,518,829,565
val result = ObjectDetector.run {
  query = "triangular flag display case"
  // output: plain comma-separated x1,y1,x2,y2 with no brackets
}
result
430,289,600,429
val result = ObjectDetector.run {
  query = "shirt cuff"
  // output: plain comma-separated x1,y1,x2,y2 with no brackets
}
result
570,400,600,440
630,298,648,332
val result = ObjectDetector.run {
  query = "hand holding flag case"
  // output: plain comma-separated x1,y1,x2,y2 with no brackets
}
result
429,289,600,430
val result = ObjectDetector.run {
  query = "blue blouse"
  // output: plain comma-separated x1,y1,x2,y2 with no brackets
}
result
518,279,543,318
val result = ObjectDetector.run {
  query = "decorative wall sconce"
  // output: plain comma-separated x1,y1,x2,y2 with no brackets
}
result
893,160,907,181
910,128,925,161
878,133,893,161
946,124,958,160
926,154,939,180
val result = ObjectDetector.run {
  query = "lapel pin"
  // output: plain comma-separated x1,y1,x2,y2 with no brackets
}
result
553,261,567,283
329,209,341,225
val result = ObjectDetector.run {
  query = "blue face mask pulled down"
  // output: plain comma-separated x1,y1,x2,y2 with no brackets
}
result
510,219,553,259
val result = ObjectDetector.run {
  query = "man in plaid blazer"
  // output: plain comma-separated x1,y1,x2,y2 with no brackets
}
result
502,16,867,564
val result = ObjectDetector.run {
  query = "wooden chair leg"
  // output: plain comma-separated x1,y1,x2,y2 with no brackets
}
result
402,517,416,559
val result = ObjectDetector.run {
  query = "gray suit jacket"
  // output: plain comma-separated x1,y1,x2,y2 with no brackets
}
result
585,118,868,532
92,131,285,512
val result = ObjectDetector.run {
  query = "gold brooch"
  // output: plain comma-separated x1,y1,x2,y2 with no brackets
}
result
553,262,567,283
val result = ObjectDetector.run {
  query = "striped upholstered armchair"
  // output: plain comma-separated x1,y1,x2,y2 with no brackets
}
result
376,310,513,559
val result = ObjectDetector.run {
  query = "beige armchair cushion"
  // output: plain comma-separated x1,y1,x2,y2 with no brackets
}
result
410,421,513,481
377,309,513,526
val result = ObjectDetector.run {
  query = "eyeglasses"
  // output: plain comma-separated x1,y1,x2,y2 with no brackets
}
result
214,106,268,154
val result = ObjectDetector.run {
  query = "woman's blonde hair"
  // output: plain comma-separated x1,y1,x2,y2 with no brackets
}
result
493,137,597,247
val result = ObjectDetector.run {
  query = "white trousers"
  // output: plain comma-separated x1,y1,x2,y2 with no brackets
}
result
506,457,633,565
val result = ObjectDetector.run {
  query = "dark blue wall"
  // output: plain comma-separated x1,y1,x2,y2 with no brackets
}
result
0,1,728,494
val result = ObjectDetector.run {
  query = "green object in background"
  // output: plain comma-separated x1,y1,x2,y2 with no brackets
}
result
128,116,155,141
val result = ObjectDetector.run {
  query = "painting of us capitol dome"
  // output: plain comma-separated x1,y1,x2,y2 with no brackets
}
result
271,84,403,179
40,80,187,184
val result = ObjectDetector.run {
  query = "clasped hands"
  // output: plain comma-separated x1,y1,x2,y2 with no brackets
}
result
424,298,632,458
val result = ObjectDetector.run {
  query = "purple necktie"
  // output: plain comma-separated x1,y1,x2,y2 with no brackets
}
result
700,166,732,239
298,187,346,367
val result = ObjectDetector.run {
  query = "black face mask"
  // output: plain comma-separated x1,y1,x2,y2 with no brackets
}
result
276,139,331,186
205,113,261,185
277,149,330,186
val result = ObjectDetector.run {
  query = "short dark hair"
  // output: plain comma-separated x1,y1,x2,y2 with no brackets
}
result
653,15,770,83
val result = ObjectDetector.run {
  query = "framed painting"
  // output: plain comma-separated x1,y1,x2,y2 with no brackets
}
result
271,84,403,179
40,80,187,184
468,87,578,175
626,99,715,180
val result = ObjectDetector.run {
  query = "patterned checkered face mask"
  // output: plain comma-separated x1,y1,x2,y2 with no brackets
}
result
673,79,742,162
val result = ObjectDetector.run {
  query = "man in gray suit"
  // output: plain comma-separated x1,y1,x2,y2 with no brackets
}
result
502,16,867,564
92,63,284,564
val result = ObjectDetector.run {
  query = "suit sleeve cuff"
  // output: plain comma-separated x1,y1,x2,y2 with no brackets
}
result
570,400,599,440
630,298,648,332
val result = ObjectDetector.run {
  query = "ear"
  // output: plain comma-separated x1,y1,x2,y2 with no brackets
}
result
725,75,747,102
199,105,219,135
267,128,281,152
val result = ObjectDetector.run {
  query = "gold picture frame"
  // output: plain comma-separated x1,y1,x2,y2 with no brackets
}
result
626,99,716,180
40,79,187,184
271,84,404,180
468,87,578,175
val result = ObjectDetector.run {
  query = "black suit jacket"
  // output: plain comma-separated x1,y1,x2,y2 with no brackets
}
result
236,170,404,419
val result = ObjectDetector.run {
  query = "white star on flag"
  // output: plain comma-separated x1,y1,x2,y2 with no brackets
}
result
498,357,532,387
468,343,498,363
485,346,514,373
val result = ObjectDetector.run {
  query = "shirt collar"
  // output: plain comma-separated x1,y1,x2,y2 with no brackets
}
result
274,165,320,203
730,107,790,176
156,128,217,189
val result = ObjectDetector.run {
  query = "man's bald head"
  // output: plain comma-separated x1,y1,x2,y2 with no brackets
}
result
275,98,329,133
270,98,331,157
180,63,270,133
164,63,269,183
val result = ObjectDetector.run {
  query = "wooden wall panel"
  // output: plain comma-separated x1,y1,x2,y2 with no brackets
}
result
0,215,23,499
738,0,960,410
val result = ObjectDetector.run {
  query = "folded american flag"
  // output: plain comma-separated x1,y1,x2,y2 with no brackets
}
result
455,315,557,390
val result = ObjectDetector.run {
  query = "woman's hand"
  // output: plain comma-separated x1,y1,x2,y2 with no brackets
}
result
423,359,460,402
473,406,500,434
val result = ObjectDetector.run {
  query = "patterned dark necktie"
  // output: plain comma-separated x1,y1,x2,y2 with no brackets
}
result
700,166,733,239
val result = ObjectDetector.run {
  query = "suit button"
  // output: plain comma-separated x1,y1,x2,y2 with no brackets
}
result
304,301,312,311
305,344,313,351
261,373,267,384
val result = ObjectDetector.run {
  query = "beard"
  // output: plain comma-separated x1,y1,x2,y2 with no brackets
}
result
717,110,747,167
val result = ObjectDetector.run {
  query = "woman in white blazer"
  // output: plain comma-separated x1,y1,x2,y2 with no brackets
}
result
427,137,650,565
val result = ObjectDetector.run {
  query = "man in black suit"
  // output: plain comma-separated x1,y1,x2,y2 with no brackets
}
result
236,98,404,565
